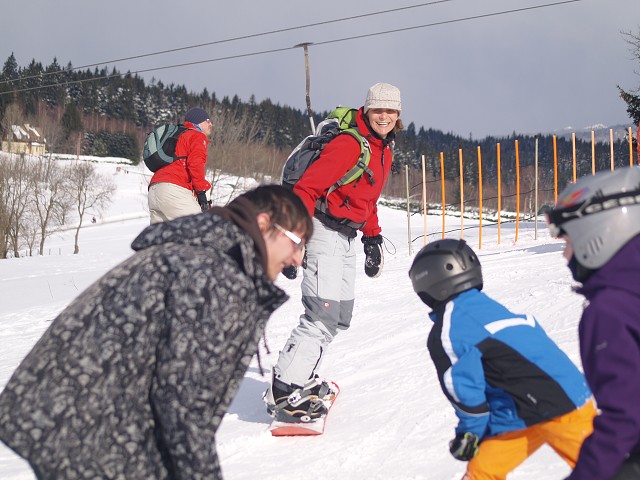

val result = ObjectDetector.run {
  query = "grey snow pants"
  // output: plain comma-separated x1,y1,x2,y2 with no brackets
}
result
273,217,356,387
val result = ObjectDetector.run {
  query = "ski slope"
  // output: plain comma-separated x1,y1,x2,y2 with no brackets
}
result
0,159,584,480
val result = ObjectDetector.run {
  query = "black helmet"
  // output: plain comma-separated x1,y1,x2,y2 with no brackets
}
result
409,239,483,309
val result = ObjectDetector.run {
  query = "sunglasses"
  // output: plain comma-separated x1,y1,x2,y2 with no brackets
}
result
274,224,306,253
545,189,640,238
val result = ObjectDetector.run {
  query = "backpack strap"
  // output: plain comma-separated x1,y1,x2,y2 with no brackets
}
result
313,128,372,234
325,128,373,198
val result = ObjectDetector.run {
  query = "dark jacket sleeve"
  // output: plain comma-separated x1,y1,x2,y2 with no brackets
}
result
569,295,640,479
149,269,253,479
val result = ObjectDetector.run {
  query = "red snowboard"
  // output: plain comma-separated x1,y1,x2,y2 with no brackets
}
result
269,382,340,437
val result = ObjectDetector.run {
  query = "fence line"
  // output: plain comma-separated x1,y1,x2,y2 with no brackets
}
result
402,128,638,251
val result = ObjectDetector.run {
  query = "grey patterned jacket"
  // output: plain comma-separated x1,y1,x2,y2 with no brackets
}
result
0,208,288,479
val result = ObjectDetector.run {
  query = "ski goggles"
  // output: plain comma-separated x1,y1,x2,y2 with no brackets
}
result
545,188,640,238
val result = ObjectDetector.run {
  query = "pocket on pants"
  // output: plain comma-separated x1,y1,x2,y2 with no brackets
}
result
316,255,343,301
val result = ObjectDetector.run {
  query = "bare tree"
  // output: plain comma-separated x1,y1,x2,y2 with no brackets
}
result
66,162,115,254
0,153,11,258
32,157,73,255
207,107,275,202
21,209,40,256
2,154,31,257
37,110,65,155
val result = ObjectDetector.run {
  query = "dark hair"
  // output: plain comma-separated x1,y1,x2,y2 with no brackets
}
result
237,184,313,241
393,118,405,134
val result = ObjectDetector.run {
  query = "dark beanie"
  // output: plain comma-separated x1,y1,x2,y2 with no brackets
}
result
184,107,209,125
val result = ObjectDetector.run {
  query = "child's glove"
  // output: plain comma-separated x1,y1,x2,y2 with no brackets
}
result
449,432,479,461
361,235,383,278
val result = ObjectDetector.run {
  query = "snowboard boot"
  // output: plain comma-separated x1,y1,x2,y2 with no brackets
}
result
264,376,337,423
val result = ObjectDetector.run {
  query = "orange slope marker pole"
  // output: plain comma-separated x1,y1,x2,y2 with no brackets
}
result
630,127,634,167
637,124,640,164
572,132,577,182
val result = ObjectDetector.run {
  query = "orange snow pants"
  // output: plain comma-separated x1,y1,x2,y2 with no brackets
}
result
465,400,596,480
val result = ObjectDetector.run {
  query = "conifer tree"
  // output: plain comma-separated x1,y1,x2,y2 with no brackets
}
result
618,28,640,125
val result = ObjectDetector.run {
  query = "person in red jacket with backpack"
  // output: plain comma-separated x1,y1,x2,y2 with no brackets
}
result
148,107,213,223
264,83,403,422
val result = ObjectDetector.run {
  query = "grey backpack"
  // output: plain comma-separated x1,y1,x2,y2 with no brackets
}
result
142,124,189,172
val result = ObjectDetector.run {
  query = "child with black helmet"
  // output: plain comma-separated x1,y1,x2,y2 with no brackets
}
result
409,238,595,480
546,167,640,480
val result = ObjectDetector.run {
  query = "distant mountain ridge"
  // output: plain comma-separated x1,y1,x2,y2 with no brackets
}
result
552,123,636,143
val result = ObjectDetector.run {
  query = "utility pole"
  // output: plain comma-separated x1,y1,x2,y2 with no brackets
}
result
294,42,315,134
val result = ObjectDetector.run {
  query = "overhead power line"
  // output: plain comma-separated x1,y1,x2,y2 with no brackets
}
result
0,0,585,96
0,0,455,86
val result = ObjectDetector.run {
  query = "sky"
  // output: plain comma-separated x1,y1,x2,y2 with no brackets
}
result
1,157,588,479
2,1,639,137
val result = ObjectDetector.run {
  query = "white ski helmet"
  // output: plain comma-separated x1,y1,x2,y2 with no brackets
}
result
546,166,640,270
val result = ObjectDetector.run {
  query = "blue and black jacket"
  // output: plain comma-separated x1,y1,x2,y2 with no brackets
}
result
427,289,591,440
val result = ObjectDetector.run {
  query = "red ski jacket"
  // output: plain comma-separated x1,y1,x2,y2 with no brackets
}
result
149,121,212,193
293,108,393,237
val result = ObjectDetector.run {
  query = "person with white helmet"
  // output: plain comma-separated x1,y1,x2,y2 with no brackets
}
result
546,167,640,479
409,238,596,480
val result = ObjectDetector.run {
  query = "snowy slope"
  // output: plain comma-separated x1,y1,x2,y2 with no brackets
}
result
0,159,584,480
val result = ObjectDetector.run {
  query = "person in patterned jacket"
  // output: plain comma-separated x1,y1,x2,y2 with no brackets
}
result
0,184,311,480
409,239,596,480
148,106,213,223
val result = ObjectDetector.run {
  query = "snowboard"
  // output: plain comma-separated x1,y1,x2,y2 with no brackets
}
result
269,382,340,437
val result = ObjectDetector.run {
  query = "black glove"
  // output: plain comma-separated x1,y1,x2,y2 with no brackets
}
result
282,265,298,280
449,432,479,461
361,235,384,278
281,251,307,280
195,190,211,212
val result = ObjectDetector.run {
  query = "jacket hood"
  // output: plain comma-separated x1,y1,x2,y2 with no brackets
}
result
131,201,268,280
578,234,640,300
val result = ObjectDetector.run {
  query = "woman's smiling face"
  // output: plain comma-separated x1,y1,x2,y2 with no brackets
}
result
366,108,399,139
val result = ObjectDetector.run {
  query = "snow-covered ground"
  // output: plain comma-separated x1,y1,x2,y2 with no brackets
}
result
0,158,584,479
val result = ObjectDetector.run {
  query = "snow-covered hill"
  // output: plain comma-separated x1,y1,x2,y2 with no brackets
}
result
0,159,584,479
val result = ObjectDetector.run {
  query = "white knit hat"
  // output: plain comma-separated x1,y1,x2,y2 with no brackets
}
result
364,82,402,114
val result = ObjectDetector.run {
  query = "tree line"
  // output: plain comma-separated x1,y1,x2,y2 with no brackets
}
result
2,50,637,188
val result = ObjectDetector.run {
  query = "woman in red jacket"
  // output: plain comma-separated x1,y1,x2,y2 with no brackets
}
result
148,107,212,223
265,83,403,422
